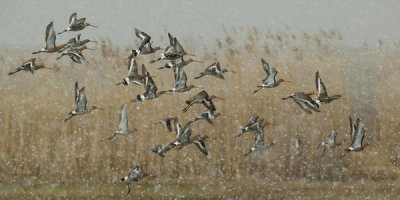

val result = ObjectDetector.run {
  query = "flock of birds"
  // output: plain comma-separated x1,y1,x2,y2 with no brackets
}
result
7,12,370,195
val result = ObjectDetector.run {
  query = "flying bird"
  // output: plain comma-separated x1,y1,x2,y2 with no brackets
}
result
8,58,54,75
58,12,97,34
121,165,149,195
195,62,235,79
182,90,224,113
315,71,341,104
108,104,137,140
64,82,103,122
32,22,67,54
253,58,290,93
57,46,93,64
282,92,320,114
342,116,369,157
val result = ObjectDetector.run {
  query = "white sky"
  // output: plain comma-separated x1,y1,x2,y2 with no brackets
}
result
1,0,399,48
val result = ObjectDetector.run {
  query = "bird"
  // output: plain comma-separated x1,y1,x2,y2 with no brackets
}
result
168,66,198,93
116,56,146,86
238,114,260,137
56,46,93,64
192,110,221,125
315,71,341,104
32,22,67,54
194,62,235,79
253,58,290,93
8,58,54,75
57,12,97,34
64,82,103,122
293,134,302,156
121,165,149,195
150,33,194,63
60,33,97,50
151,142,177,158
342,116,369,157
243,121,275,156
158,58,202,70
131,66,168,102
130,27,158,56
182,90,224,113
155,117,176,132
318,130,342,151
282,92,320,114
108,104,137,140
132,41,162,56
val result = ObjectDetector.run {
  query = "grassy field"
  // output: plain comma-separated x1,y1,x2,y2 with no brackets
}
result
2,180,400,199
0,27,400,199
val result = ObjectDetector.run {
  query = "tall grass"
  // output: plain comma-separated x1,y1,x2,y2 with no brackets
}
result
0,27,399,186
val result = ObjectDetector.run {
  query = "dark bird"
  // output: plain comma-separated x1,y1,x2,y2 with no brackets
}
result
243,121,275,156
58,12,97,34
121,165,149,195
342,116,369,157
64,82,103,122
131,65,168,102
168,66,199,93
8,58,54,75
195,62,235,79
150,33,194,63
253,58,290,93
315,71,341,104
192,110,221,125
116,56,146,86
282,92,320,114
182,90,224,113
56,46,93,64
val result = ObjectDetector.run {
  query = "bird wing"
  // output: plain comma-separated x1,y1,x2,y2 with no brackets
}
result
353,122,365,148
173,117,182,139
69,13,77,26
128,56,138,76
292,96,312,114
143,76,157,98
168,33,175,46
349,116,357,144
266,64,278,83
174,38,185,53
134,27,151,46
74,82,79,104
295,93,320,112
45,22,56,49
260,58,270,81
174,67,187,89
118,104,128,131
76,87,87,112
178,122,192,144
254,128,265,148
193,140,208,155
315,71,328,99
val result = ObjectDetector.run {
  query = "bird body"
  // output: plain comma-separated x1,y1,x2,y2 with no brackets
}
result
32,22,67,54
108,104,137,140
58,13,97,34
195,62,235,79
253,59,289,93
282,92,320,114
8,58,54,75
315,71,341,104
121,165,148,194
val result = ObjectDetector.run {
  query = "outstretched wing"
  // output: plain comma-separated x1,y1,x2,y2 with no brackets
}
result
315,71,328,99
76,87,87,112
45,21,56,49
118,104,128,131
193,140,208,155
69,12,77,26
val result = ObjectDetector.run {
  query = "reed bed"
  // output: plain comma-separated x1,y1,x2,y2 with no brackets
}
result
0,27,399,189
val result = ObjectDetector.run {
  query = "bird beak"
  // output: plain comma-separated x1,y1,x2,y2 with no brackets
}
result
283,80,292,83
97,107,105,110
228,70,236,73
86,47,95,51
215,96,225,100
184,52,196,57
88,24,98,28
89,40,98,43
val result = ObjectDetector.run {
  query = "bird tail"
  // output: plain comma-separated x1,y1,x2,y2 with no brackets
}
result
281,96,292,100
63,115,73,122
108,133,117,140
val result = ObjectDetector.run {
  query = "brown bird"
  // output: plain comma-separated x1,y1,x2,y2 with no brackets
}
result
182,90,224,113
253,58,290,93
32,22,67,54
8,58,54,75
195,62,235,79
58,12,97,34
